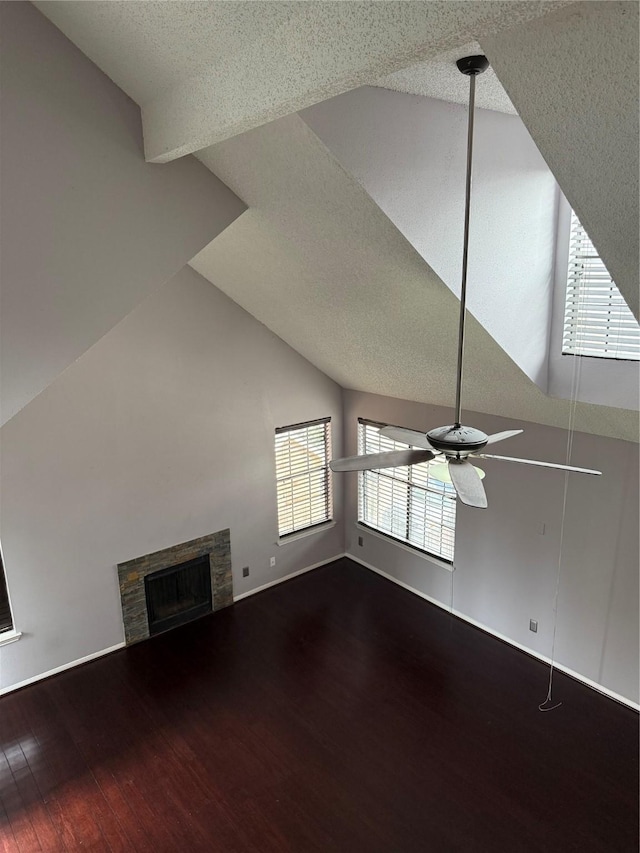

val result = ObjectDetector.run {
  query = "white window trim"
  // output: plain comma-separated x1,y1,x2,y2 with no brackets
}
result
277,520,337,546
0,629,22,648
0,543,16,639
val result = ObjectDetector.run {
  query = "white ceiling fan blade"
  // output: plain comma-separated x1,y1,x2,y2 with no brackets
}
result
330,449,435,472
473,453,602,476
484,429,523,445
448,459,488,508
379,426,435,450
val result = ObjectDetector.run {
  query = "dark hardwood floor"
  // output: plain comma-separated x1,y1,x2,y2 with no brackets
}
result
1,558,637,852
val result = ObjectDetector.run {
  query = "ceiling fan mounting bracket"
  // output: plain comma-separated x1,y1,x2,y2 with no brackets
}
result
456,55,489,76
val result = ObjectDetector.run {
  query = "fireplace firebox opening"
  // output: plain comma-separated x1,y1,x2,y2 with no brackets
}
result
144,555,212,636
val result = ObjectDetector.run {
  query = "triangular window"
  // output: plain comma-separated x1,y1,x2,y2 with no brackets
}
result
563,211,639,360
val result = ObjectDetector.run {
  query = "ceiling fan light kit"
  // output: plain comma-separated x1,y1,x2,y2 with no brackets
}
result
329,56,602,508
428,461,486,484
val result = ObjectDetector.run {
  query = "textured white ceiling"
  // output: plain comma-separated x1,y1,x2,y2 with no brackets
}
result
35,1,570,161
375,42,516,114
482,1,639,319
32,1,297,104
191,115,636,442
301,87,558,390
31,0,639,440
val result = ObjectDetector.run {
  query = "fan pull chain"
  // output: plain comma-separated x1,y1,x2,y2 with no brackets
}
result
538,471,568,712
539,269,586,712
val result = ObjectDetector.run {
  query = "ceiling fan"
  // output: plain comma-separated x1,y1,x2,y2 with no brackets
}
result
329,55,601,508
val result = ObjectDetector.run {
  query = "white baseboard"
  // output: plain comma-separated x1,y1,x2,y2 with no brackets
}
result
348,553,640,712
233,553,346,602
0,557,346,697
4,554,636,713
0,642,126,696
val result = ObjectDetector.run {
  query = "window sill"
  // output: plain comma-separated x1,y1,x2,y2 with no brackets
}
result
0,629,22,647
561,351,639,363
356,523,454,573
277,521,336,546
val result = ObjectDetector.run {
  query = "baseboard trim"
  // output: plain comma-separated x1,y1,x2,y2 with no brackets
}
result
233,554,346,602
348,553,640,712
0,642,126,697
0,557,346,697
4,556,635,712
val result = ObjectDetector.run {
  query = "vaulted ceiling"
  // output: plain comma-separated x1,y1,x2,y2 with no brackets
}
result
36,1,572,159
33,1,639,441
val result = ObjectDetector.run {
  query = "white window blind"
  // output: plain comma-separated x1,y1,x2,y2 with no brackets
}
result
275,418,332,537
357,420,456,562
563,210,639,360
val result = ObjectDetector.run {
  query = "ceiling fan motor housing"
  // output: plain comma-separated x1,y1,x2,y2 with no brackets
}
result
426,425,489,457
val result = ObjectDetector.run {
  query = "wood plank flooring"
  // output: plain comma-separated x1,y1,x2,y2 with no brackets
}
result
1,558,637,852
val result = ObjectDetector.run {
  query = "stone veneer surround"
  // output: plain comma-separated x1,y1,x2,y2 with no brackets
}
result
117,530,232,645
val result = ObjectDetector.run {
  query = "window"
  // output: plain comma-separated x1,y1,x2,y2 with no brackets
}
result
563,210,639,360
275,418,332,537
357,419,456,562
0,549,14,634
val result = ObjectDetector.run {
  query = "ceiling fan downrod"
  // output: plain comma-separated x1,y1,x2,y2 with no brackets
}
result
328,53,600,508
453,55,489,429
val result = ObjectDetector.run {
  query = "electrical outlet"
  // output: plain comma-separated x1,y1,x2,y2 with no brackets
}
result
537,522,546,536
358,536,363,547
242,566,250,578
529,619,538,633
269,557,276,568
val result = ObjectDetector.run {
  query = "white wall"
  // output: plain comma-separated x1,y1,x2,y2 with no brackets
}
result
0,267,344,691
301,87,558,389
342,390,639,705
0,2,246,425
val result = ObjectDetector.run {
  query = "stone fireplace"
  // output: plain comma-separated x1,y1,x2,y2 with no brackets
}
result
117,529,232,645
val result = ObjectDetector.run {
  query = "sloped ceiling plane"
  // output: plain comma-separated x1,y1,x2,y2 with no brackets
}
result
11,1,639,442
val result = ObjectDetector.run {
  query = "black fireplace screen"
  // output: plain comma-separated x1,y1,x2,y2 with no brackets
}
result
144,555,212,636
